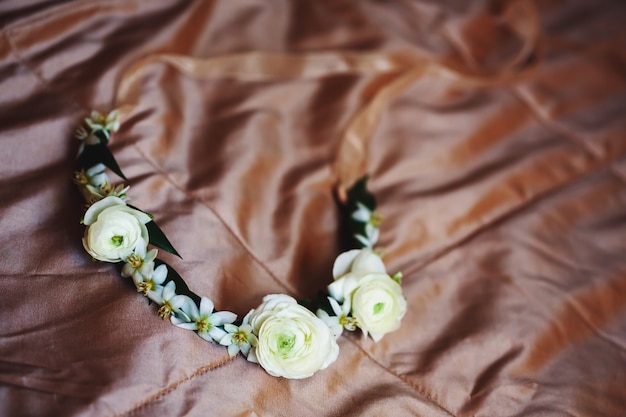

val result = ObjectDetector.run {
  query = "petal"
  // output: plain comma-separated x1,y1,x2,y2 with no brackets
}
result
90,172,109,187
239,324,254,334
118,206,151,224
152,264,168,284
327,274,359,302
351,203,372,222
147,290,163,305
83,196,126,225
170,295,190,310
131,270,144,283
249,333,258,346
246,347,258,363
210,311,237,326
355,234,373,248
227,343,240,357
351,249,386,274
316,309,330,320
85,135,100,145
242,309,254,325
171,314,193,326
132,270,145,286
223,323,238,333
369,332,384,342
365,223,379,245
138,261,155,278
145,248,158,263
134,238,147,258
107,109,119,122
219,334,234,346
327,296,342,316
173,321,198,331
198,331,215,343
240,344,251,357
208,326,227,342
162,281,176,300
332,249,361,279
199,297,215,317
177,295,201,320
121,263,133,278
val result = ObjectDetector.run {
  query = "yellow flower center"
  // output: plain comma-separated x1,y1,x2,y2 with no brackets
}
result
73,171,89,185
370,211,383,228
196,318,212,334
100,182,113,193
158,303,173,320
136,280,154,295
126,253,143,269
111,235,124,246
232,330,248,346
339,315,357,330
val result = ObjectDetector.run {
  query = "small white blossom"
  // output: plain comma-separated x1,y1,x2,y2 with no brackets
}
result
351,202,381,248
352,202,373,223
355,222,379,248
219,323,258,357
85,109,120,137
134,263,168,303
317,296,356,339
171,296,237,343
75,125,100,155
84,182,130,202
74,163,108,188
121,237,157,281
153,281,188,320
74,164,129,203
85,164,109,187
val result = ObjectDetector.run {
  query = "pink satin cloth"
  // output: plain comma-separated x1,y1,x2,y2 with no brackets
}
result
1,1,626,416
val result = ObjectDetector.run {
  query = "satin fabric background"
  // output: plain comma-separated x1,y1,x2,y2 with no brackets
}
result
1,0,626,416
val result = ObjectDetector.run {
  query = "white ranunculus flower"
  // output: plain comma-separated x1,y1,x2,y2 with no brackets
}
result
350,273,406,341
246,294,340,379
328,249,406,342
82,196,151,262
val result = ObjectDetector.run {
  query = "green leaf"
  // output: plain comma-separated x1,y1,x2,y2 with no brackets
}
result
77,143,127,181
97,144,127,180
315,291,335,316
146,220,181,258
94,129,110,146
347,175,376,212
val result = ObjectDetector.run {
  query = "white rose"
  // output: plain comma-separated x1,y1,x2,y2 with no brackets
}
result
246,294,339,379
82,196,151,262
328,249,406,342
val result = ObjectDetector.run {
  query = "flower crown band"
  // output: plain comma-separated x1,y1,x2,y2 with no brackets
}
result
74,110,407,379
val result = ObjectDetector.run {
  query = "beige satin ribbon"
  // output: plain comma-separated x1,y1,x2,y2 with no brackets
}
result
115,0,539,199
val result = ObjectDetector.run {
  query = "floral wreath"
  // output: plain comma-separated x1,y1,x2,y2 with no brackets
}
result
73,110,407,379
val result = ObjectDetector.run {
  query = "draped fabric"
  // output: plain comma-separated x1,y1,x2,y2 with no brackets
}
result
1,1,626,416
